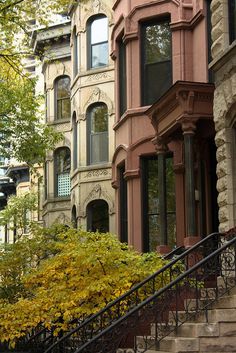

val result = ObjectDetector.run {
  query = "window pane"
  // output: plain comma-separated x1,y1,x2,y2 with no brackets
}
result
61,98,71,119
91,17,108,44
148,159,158,214
56,149,71,174
87,200,109,233
144,60,172,105
229,0,236,43
92,42,108,67
91,132,108,164
91,105,108,133
142,20,172,105
145,22,171,64
57,77,70,99
148,214,160,251
57,173,71,197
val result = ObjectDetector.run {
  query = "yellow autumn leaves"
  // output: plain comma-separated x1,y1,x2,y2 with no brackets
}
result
0,225,166,345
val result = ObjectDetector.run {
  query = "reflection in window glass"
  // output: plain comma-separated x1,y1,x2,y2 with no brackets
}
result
142,155,176,252
55,76,71,120
89,16,108,68
91,17,108,43
142,19,172,105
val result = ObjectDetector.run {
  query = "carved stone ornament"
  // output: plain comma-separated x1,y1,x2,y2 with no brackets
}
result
83,87,114,112
82,0,113,27
54,212,70,225
92,0,101,13
83,169,111,179
80,183,115,217
84,71,111,83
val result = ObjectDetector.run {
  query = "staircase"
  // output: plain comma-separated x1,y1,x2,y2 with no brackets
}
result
133,280,236,353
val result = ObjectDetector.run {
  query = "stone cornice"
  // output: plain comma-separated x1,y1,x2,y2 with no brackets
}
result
146,81,214,138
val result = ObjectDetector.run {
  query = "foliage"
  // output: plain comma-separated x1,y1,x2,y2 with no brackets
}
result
0,226,167,344
0,192,38,237
0,0,69,165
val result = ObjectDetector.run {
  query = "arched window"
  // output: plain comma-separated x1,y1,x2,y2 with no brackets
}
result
54,147,71,197
71,205,77,228
73,27,78,78
72,112,78,170
87,199,109,232
55,76,71,120
87,103,108,165
87,15,108,69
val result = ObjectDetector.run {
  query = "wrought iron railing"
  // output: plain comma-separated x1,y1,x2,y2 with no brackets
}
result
43,231,236,353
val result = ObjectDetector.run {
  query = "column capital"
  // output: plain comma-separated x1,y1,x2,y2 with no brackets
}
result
181,118,197,135
152,136,169,154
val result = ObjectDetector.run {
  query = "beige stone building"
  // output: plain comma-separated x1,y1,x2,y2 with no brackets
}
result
69,0,115,232
210,0,236,232
33,0,115,232
32,19,72,226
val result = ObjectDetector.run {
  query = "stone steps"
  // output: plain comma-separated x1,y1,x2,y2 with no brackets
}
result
135,284,236,353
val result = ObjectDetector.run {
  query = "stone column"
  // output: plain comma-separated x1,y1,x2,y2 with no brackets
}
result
153,137,170,254
182,120,200,246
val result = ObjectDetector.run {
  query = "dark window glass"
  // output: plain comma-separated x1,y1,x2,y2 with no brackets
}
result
44,161,48,200
72,113,78,170
54,147,71,197
142,19,172,106
88,16,108,69
229,0,236,43
87,103,108,165
142,155,176,252
73,28,78,78
55,76,71,120
87,200,109,232
119,165,128,243
119,39,127,117
72,206,77,228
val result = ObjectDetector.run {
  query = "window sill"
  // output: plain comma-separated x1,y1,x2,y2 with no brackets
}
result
47,119,71,126
71,66,113,89
209,40,236,73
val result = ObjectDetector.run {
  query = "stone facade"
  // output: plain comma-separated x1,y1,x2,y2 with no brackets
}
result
69,0,115,232
210,0,236,232
111,0,215,252
33,2,115,232
32,20,72,226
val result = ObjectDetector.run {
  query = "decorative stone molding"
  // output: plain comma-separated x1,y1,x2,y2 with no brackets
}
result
152,136,169,154
84,71,112,83
82,169,111,179
54,212,70,224
83,87,114,113
82,0,113,27
79,184,115,217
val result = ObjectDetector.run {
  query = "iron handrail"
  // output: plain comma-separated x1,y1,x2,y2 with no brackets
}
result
73,235,236,353
44,231,223,353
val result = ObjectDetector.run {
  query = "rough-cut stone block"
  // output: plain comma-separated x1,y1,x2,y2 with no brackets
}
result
217,177,227,192
218,206,229,223
216,160,227,178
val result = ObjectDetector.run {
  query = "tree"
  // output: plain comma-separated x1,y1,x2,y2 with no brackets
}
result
0,226,167,344
0,0,75,165
0,192,38,238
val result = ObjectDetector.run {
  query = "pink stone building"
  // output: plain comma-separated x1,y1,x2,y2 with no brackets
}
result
111,0,217,253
